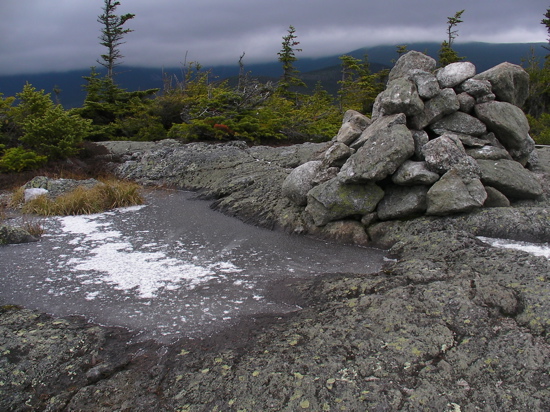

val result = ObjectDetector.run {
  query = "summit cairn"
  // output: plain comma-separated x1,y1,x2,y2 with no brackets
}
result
283,51,542,227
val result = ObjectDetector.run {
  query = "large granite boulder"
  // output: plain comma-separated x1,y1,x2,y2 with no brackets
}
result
409,88,460,130
436,61,476,88
430,111,487,137
426,170,487,215
305,178,384,226
388,51,437,82
377,185,428,220
475,62,530,107
392,160,440,185
410,70,441,99
339,115,415,183
477,159,543,199
375,77,424,117
422,134,480,177
474,101,534,164
281,160,324,206
335,110,372,145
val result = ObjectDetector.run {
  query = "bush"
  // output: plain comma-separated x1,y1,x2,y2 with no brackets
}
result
20,105,92,159
527,113,550,145
0,147,47,172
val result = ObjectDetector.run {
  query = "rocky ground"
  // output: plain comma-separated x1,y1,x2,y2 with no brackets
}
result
1,141,550,411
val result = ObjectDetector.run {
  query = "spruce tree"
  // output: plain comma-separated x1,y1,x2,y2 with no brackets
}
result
97,0,135,79
438,10,466,67
277,25,306,98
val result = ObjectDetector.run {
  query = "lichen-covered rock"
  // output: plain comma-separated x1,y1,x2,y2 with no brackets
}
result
430,111,487,137
349,113,407,150
436,61,476,88
282,160,324,206
457,91,476,113
388,50,437,82
335,110,372,145
475,62,530,107
411,129,429,160
475,100,534,164
426,170,487,215
0,225,38,245
410,69,441,99
377,185,428,220
305,178,384,226
483,186,511,207
456,78,492,98
392,160,440,185
375,77,424,117
477,159,543,199
422,134,481,177
466,145,513,161
339,115,415,183
409,87,459,130
321,142,353,168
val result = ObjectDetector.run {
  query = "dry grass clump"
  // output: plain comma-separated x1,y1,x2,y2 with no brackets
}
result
17,179,143,216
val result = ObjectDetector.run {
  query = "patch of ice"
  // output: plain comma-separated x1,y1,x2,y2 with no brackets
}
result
478,236,550,259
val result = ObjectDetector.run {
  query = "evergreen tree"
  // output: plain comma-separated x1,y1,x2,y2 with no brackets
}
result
277,25,306,97
438,10,466,66
338,54,387,114
97,0,135,79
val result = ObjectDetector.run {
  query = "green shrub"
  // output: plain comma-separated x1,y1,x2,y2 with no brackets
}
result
527,113,550,145
20,105,92,159
0,147,47,172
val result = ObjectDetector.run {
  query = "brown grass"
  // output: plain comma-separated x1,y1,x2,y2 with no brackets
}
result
16,179,143,216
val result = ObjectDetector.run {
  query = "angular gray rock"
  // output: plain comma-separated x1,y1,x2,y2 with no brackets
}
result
436,62,476,88
305,178,384,226
430,111,487,137
335,122,363,146
377,185,428,220
342,109,372,129
350,113,407,150
392,160,440,185
475,62,530,107
336,110,372,145
321,142,353,168
457,92,475,113
477,159,543,199
388,51,437,82
474,101,534,164
282,160,324,206
422,134,481,177
456,78,492,98
409,88,459,130
339,115,415,183
466,146,513,161
411,129,429,160
410,70,441,99
376,77,424,117
426,169,487,215
484,186,511,207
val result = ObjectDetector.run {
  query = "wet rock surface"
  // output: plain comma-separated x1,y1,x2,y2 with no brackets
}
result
1,139,550,410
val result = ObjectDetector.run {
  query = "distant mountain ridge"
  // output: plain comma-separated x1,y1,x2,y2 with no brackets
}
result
0,42,545,108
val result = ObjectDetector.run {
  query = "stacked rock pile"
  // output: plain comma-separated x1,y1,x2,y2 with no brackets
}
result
283,51,544,227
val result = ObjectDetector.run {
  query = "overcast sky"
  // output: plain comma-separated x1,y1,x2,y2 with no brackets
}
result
0,0,548,75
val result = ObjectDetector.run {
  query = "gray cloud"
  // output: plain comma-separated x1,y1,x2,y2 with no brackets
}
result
0,0,547,75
